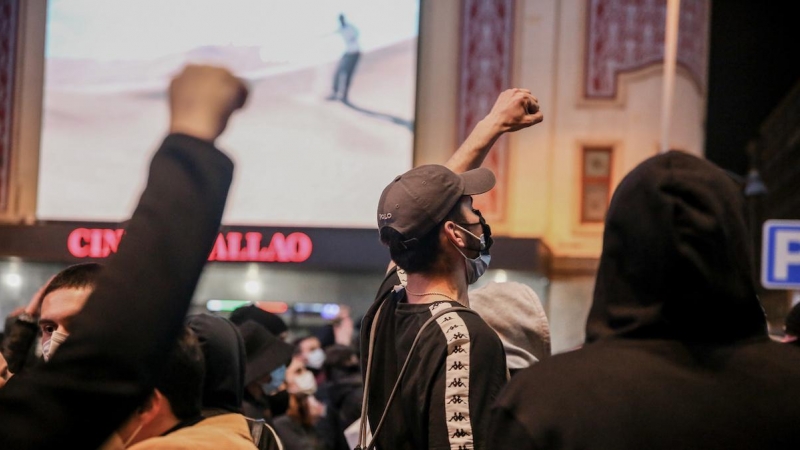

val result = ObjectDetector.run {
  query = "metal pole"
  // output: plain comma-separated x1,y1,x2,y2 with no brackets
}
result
660,0,681,153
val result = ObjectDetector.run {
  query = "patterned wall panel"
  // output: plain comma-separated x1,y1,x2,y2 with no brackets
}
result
458,0,514,221
0,0,18,213
585,0,708,99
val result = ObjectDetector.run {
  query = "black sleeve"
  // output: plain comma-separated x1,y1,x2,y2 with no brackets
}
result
0,133,233,450
1,317,38,374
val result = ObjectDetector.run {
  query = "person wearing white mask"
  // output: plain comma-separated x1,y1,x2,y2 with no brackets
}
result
274,355,327,450
296,336,326,372
37,263,103,362
0,63,247,450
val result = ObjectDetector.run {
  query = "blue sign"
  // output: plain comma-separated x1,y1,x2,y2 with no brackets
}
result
762,220,800,289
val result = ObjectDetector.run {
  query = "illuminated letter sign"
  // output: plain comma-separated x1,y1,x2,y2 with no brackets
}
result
67,228,125,258
68,228,313,263
207,232,313,263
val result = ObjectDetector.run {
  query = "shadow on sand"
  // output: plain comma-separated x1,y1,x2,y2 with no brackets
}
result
340,100,414,131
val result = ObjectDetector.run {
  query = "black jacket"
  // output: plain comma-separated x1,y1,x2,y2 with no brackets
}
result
489,151,800,449
0,134,233,450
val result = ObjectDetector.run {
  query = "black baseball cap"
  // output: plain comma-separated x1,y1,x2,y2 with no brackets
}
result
377,165,495,243
237,320,294,385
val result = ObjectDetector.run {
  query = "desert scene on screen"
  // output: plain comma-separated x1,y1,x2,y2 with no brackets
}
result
38,0,419,227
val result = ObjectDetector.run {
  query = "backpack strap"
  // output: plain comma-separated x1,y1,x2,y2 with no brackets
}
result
356,300,478,450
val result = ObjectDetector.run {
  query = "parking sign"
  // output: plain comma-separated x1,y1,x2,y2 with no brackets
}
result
762,220,800,289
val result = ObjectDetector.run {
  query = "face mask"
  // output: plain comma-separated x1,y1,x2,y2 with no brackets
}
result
261,365,287,396
452,224,492,285
294,370,318,394
305,348,326,370
267,389,290,417
42,329,69,362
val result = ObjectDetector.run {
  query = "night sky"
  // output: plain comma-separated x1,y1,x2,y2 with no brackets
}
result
705,1,800,175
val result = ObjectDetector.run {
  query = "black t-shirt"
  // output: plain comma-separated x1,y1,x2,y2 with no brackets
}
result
361,269,507,450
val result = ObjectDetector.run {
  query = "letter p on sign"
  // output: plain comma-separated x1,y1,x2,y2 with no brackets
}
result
762,220,800,289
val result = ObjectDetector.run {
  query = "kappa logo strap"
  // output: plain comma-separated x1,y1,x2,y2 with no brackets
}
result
356,301,478,450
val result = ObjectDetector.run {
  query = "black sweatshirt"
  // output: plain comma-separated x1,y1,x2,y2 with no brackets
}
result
488,151,800,449
0,134,233,450
361,271,507,450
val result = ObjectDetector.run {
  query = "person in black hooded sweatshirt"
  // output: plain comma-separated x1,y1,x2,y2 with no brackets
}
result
488,151,800,449
187,314,283,450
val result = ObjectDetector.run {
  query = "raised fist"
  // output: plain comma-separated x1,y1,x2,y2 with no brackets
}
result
168,65,249,142
486,88,543,134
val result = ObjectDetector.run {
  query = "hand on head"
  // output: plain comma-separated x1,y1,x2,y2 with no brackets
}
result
22,276,55,317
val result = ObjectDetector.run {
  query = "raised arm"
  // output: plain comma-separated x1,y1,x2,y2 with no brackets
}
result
0,65,248,450
445,88,543,174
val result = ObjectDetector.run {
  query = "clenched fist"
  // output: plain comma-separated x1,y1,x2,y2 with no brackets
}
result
168,65,249,143
486,88,543,134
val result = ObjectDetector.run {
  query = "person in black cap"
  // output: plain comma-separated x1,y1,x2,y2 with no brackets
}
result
230,305,289,341
783,302,800,347
238,321,295,423
359,167,505,450
357,87,542,450
488,151,800,449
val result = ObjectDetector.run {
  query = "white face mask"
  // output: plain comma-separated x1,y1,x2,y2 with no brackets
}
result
294,370,318,394
42,329,70,362
305,347,326,370
452,224,491,285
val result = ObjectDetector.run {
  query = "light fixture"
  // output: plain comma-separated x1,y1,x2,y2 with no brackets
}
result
493,270,508,283
244,280,262,295
320,303,341,320
207,299,251,312
3,273,22,288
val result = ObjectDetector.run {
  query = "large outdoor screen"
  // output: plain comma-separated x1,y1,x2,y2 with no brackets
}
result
37,0,418,227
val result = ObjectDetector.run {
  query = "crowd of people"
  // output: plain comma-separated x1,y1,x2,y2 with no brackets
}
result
0,64,799,450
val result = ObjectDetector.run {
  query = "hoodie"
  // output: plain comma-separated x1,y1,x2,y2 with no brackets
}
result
587,151,766,343
186,314,247,415
488,151,800,449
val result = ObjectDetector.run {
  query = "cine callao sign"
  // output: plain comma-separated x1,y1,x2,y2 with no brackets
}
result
66,228,313,263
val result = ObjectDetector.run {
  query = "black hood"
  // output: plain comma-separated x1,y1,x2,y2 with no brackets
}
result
186,314,246,413
587,151,767,344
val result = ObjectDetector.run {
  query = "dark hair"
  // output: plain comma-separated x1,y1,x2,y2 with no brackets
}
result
42,263,104,299
322,344,359,380
380,202,467,274
292,335,320,356
155,326,205,420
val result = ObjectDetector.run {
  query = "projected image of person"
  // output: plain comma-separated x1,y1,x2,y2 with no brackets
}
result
326,14,360,104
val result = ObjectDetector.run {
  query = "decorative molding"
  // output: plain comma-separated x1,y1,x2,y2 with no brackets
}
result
458,0,514,221
0,0,19,213
584,0,708,100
